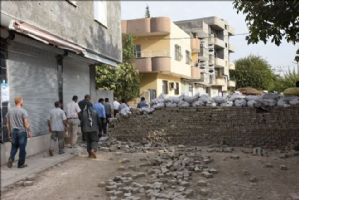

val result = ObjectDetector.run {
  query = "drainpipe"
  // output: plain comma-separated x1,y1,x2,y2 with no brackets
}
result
56,51,68,104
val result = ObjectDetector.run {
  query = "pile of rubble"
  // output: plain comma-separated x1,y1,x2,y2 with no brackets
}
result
149,93,299,109
99,145,225,200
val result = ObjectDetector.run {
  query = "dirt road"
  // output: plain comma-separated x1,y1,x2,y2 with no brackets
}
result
1,148,298,200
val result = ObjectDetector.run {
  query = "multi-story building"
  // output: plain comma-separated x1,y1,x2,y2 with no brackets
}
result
175,16,236,97
121,17,201,101
0,1,122,161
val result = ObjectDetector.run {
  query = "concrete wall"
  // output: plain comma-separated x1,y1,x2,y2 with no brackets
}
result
157,74,182,96
1,0,122,62
169,23,192,78
139,73,158,96
111,106,299,149
135,35,170,57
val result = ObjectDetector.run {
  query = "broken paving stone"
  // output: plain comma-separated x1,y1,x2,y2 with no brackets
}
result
179,181,190,187
264,163,273,168
118,166,126,171
223,147,234,152
197,180,208,187
184,189,194,198
199,188,209,196
249,176,258,183
98,181,106,187
280,165,288,170
23,181,34,187
122,172,132,177
128,165,137,171
109,196,117,200
25,174,36,181
242,170,250,176
124,192,132,197
201,171,213,178
105,185,117,191
121,158,130,164
208,168,218,174
16,181,24,187
230,155,240,160
132,172,145,179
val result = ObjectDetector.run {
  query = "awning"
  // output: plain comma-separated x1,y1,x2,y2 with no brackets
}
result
10,20,85,54
1,12,119,66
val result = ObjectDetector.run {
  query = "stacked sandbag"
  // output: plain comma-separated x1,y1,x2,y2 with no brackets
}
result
148,92,299,109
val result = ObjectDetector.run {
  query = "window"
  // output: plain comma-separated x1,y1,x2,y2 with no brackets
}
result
93,1,107,27
162,80,168,95
174,45,182,61
134,45,141,58
66,0,77,7
174,82,179,95
185,50,191,64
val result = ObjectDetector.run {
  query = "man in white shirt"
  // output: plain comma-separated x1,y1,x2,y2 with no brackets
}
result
66,95,81,148
112,97,120,117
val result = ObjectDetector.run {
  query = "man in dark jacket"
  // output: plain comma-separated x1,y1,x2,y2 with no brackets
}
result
81,103,100,159
78,95,92,141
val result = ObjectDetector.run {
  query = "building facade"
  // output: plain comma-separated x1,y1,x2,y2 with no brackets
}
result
175,16,236,97
0,1,122,161
122,17,201,101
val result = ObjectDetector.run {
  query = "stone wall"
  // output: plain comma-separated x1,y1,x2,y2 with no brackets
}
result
110,106,299,149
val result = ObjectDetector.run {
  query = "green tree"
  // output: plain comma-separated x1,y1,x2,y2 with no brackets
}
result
145,5,150,18
270,68,299,92
96,34,140,101
230,55,275,90
233,0,299,46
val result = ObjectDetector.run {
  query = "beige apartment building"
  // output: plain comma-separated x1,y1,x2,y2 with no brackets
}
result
175,16,236,97
121,17,201,101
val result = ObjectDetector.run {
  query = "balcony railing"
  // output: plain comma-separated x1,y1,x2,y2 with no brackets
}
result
215,58,225,68
191,66,201,79
229,44,236,53
228,80,236,88
122,17,170,36
214,38,225,49
213,77,226,86
134,57,171,73
229,63,235,70
228,26,235,36
191,38,200,53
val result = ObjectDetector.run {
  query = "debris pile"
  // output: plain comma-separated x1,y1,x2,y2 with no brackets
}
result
99,145,223,200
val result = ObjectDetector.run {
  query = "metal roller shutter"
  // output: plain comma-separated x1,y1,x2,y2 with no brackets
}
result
63,58,90,109
7,40,58,137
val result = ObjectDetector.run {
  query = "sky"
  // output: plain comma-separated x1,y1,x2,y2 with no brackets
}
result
121,1,299,74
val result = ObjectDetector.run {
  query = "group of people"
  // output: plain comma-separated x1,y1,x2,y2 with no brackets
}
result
6,95,128,169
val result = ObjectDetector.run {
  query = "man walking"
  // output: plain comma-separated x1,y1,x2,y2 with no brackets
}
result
112,97,120,117
103,98,111,135
6,96,32,168
81,103,100,159
93,98,106,137
48,101,67,156
78,95,92,141
66,95,81,148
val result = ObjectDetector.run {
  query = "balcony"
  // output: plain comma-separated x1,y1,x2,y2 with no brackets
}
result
121,17,170,36
191,66,201,79
135,57,152,72
204,17,225,30
228,26,236,36
229,63,235,70
134,57,170,73
214,38,225,49
229,44,236,53
213,77,226,86
191,38,200,53
228,80,236,88
215,58,225,68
